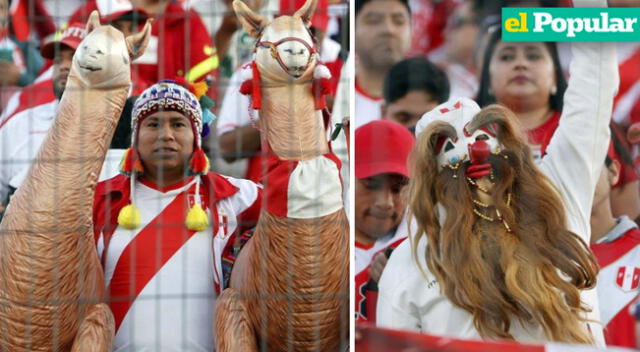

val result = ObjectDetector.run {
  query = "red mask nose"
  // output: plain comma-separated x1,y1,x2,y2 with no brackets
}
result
469,140,491,165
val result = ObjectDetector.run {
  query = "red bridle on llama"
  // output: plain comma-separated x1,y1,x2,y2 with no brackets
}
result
240,31,332,111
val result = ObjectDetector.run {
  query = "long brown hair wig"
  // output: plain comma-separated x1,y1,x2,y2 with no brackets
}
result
409,104,598,343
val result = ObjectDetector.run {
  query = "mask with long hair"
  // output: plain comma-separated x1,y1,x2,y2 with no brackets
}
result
410,98,598,343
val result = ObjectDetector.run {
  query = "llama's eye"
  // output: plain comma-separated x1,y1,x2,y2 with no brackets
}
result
476,134,489,141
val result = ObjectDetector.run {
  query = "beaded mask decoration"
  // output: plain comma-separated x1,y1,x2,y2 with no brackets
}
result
415,98,513,230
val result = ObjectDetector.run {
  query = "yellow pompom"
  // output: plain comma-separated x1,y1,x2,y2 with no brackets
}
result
185,204,209,231
118,204,141,230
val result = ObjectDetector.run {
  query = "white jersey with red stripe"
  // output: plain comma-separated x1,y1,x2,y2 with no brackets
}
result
355,214,409,322
355,78,383,129
95,176,260,351
590,216,640,348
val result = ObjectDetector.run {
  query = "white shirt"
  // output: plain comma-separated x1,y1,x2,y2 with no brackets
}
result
0,100,58,204
354,78,382,129
377,39,618,346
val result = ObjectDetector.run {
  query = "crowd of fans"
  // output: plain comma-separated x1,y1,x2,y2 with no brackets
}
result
355,0,640,349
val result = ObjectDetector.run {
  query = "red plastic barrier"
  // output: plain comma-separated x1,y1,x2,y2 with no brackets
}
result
356,324,638,352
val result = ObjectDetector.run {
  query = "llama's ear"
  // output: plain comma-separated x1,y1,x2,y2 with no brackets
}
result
86,10,101,33
293,0,317,28
126,18,152,60
233,0,267,39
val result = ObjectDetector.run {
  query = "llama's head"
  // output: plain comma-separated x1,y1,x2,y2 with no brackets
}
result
233,0,318,80
72,11,151,88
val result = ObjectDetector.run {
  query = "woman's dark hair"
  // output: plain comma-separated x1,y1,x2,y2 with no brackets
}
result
476,26,567,112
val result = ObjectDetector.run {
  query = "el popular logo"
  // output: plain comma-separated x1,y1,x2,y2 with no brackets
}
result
502,8,640,41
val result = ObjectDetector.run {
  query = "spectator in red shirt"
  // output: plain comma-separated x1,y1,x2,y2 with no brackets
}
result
590,142,640,349
69,0,219,100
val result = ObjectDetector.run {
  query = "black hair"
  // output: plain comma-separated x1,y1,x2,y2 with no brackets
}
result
355,0,411,18
109,96,135,149
383,57,450,105
476,26,567,112
472,0,559,20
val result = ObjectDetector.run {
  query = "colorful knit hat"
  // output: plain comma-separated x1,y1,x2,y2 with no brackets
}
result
118,79,216,231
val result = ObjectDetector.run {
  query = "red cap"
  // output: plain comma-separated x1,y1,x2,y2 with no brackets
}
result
279,0,329,32
40,23,86,59
355,120,415,179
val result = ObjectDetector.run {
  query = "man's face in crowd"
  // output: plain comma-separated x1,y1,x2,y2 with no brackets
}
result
444,1,478,64
0,0,8,29
52,47,75,100
137,110,195,178
382,90,438,129
355,173,408,244
355,0,411,71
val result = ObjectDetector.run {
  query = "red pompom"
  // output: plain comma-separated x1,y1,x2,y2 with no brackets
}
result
313,78,331,110
189,148,210,175
240,80,253,96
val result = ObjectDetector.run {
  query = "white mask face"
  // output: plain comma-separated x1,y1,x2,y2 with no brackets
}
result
415,98,502,168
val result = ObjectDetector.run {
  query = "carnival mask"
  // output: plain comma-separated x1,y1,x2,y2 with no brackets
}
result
415,98,503,179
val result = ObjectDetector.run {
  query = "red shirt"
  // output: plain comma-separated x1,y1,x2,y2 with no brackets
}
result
526,111,561,160
407,0,457,57
527,112,638,188
69,2,219,98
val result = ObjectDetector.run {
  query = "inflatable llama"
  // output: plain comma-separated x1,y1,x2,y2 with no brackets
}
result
215,0,349,350
0,12,150,351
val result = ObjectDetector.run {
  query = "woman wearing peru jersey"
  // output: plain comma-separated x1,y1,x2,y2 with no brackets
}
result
93,80,261,351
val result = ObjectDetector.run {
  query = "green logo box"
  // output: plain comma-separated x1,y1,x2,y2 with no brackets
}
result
502,7,640,41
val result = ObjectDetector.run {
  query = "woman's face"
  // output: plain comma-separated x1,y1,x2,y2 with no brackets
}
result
489,42,556,108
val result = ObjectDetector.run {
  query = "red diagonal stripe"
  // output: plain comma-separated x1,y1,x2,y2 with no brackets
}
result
615,49,640,105
0,78,54,130
108,192,197,331
590,228,640,269
10,0,30,41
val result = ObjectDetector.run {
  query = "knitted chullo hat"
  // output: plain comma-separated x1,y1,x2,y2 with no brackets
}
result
118,79,216,231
